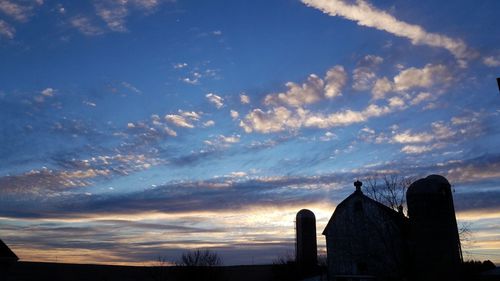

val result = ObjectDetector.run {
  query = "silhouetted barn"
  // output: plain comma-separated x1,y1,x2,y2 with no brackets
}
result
323,180,408,280
322,175,462,281
296,209,318,269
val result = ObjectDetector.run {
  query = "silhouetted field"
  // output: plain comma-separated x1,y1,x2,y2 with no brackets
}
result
2,261,317,281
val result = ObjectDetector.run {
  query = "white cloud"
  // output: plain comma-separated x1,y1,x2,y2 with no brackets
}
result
70,16,103,36
240,94,250,104
121,82,142,94
165,114,195,128
93,0,165,33
301,0,476,65
203,120,215,127
372,77,393,100
180,110,201,121
393,130,434,143
131,0,163,10
401,144,433,154
264,66,346,107
41,88,55,97
95,2,128,32
483,56,500,67
241,102,399,133
0,0,33,22
83,101,97,107
304,104,393,128
352,67,376,91
240,106,298,133
230,110,239,120
324,65,347,98
393,64,451,91
206,93,224,109
163,127,177,137
410,92,432,105
371,64,451,100
264,74,324,107
431,121,455,140
219,134,240,144
229,171,247,177
387,96,405,108
352,55,383,91
174,62,188,69
0,19,15,39
319,131,337,141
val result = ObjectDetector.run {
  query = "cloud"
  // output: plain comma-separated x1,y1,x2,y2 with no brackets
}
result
174,62,188,69
70,16,104,36
372,77,393,100
69,0,168,36
393,64,452,91
206,93,224,109
400,144,435,154
219,134,240,144
94,0,165,32
0,167,104,197
95,1,128,32
164,114,195,128
324,65,348,98
483,56,500,67
240,106,298,133
0,0,34,22
264,74,324,107
240,94,250,104
352,55,383,91
301,0,476,65
393,130,434,144
0,19,14,39
41,87,55,97
264,66,346,107
241,101,401,133
179,110,201,121
121,82,142,94
391,113,484,154
372,64,452,99
203,120,215,127
230,110,239,120
438,154,500,186
410,92,432,105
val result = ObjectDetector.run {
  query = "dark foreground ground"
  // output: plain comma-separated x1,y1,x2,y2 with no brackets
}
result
1,261,325,281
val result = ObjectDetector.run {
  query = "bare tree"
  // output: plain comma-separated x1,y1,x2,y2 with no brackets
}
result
272,251,295,265
365,174,415,213
177,249,222,267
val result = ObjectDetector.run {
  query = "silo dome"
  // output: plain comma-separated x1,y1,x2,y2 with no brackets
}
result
407,174,451,196
297,209,315,219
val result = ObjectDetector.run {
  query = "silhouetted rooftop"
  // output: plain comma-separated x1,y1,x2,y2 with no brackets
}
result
0,239,18,262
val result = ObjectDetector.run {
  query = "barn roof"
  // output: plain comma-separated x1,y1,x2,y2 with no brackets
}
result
322,186,408,235
0,239,19,262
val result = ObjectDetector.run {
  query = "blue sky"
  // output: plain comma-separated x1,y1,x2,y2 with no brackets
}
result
1,0,500,265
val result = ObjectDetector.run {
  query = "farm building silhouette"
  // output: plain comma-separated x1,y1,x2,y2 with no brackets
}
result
296,174,463,281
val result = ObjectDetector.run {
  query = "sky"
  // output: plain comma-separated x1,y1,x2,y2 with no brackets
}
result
0,0,500,266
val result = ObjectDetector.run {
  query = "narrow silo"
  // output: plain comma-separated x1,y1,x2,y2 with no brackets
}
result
296,209,317,268
406,175,462,281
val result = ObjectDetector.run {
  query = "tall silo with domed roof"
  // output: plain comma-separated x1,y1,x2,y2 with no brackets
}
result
296,209,317,268
406,175,462,281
